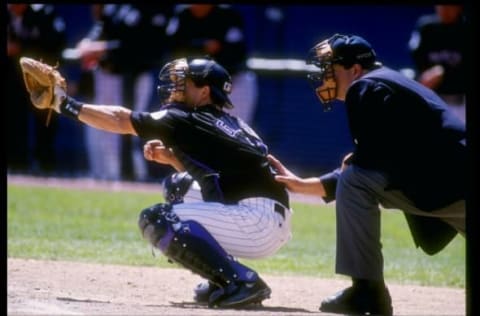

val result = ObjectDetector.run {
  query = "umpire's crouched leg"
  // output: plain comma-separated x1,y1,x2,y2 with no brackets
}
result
138,203,180,252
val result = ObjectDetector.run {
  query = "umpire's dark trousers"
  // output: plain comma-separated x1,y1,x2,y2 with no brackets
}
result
335,165,465,281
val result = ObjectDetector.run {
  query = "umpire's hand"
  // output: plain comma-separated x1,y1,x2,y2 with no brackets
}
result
267,154,327,197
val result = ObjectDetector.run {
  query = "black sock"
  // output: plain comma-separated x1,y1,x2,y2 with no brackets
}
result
352,278,386,290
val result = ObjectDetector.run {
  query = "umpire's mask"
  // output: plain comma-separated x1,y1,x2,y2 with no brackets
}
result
306,39,338,111
306,34,377,111
307,40,337,111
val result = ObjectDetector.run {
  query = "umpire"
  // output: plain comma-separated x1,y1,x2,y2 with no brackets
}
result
268,34,465,316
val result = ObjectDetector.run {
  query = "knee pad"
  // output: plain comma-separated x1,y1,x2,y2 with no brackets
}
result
138,203,181,252
162,172,194,204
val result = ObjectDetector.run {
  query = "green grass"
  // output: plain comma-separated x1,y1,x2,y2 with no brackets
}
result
7,184,465,288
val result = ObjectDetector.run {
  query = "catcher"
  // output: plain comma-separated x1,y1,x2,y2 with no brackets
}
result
19,56,292,308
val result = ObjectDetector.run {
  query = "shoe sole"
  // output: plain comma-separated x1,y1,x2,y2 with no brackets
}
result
214,288,272,308
320,304,393,316
193,294,211,304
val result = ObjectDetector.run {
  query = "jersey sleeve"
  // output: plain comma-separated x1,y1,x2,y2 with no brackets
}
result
130,109,182,145
319,167,341,203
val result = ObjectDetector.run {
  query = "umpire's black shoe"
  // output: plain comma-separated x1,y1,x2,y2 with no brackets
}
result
193,281,220,303
319,280,393,316
208,278,271,308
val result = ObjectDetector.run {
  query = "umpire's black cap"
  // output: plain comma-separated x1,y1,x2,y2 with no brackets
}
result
328,34,377,68
187,58,233,108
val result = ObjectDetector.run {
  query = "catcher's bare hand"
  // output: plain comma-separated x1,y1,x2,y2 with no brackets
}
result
144,140,167,162
144,140,185,172
19,57,67,125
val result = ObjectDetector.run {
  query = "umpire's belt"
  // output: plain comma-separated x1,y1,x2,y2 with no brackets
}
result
274,202,287,219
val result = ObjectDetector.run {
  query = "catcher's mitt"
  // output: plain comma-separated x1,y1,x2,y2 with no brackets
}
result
19,57,67,126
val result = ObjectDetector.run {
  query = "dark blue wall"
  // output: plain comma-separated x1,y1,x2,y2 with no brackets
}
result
236,5,432,69
49,4,434,177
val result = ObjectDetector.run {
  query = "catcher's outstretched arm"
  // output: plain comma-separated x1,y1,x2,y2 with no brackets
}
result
77,103,137,136
19,57,137,135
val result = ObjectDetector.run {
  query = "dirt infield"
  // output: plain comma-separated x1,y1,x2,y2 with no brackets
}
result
7,175,466,315
7,258,465,316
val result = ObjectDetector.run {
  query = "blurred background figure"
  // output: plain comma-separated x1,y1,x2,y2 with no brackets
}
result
166,4,258,126
408,5,466,123
74,4,174,181
10,5,459,182
7,4,67,174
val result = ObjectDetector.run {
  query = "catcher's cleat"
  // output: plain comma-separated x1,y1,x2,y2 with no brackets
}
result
208,278,271,308
319,281,393,316
193,281,220,303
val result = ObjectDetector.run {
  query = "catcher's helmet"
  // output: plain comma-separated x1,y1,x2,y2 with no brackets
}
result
157,57,233,108
305,34,377,111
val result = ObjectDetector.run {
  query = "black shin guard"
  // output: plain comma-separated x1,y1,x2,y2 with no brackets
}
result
138,204,258,288
165,220,258,287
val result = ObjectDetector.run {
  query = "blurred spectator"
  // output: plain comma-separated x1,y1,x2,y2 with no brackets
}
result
408,5,466,123
75,4,174,181
166,4,258,125
7,4,67,174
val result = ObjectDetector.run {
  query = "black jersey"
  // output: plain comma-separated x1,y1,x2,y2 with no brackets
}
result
131,103,289,206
